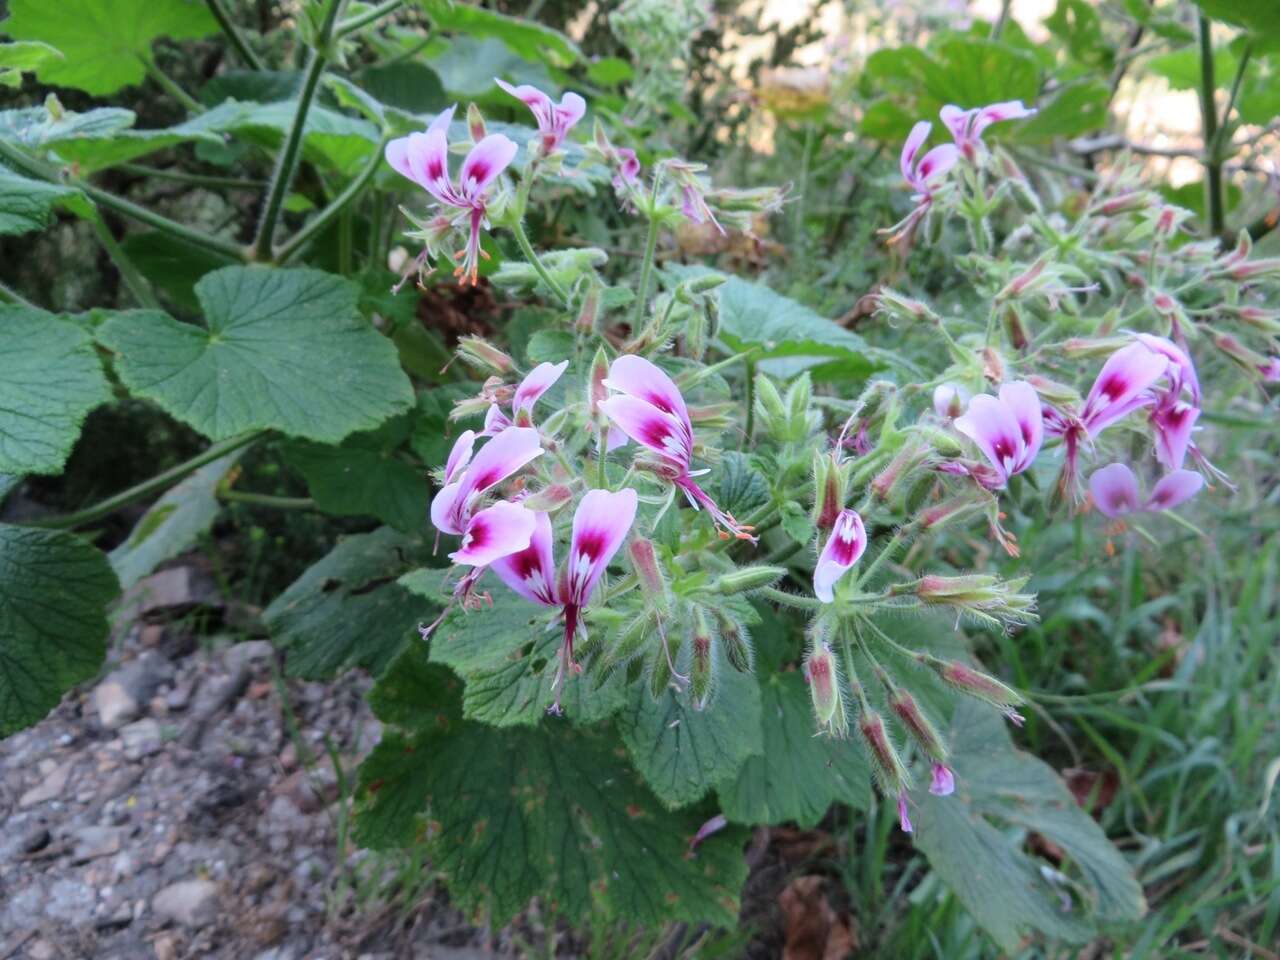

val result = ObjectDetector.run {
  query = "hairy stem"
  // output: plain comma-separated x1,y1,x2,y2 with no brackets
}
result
631,171,665,329
139,54,203,114
118,164,266,191
276,139,387,263
218,490,315,509
252,0,346,261
511,219,570,306
205,0,265,70
1197,14,1224,236
90,215,161,309
759,585,822,610
335,0,403,37
28,433,262,530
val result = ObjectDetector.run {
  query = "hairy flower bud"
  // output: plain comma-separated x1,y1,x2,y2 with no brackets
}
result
689,609,715,709
918,496,983,531
714,565,786,595
715,610,754,673
575,281,601,334
588,346,610,417
1231,305,1280,335
804,639,847,737
1003,306,1030,351
1098,191,1153,216
871,440,924,503
889,691,947,763
456,336,514,375
628,537,669,610
932,383,969,419
908,574,1037,628
522,484,573,513
753,373,789,438
813,451,846,531
466,102,487,142
923,657,1025,722
606,611,655,669
875,288,938,324
858,711,911,794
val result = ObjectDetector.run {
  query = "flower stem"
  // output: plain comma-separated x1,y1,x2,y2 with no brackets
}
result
27,433,262,530
118,164,266,191
276,138,388,263
511,219,570,306
1196,13,1224,236
631,171,665,330
854,528,909,590
335,0,403,37
139,53,203,114
205,0,265,70
89,215,161,309
218,490,315,510
759,586,822,610
252,0,346,261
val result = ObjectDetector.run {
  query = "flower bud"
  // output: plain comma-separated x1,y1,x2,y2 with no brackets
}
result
1098,191,1153,216
786,373,813,427
889,691,946,762
804,641,847,737
923,657,1024,713
1213,332,1274,376
715,610,753,673
871,440,924,503
685,307,709,361
628,538,669,610
981,347,1005,383
1231,305,1280,335
521,484,573,513
918,496,982,531
588,346,610,416
607,611,655,669
858,711,910,794
910,574,1037,628
466,102,487,142
1023,374,1079,407
813,451,846,531
714,565,786,595
689,609,715,709
456,336,514,375
753,373,789,437
1002,305,1029,351
875,289,938,324
1228,258,1280,282
932,383,969,419
995,256,1047,302
575,281,601,334
929,762,956,797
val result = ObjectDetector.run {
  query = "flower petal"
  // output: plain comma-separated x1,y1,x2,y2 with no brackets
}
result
427,103,457,137
1146,469,1203,512
971,100,1036,137
604,354,691,427
495,78,552,126
450,500,536,567
1083,343,1169,434
955,394,1023,484
481,404,512,438
490,509,558,605
599,395,690,468
916,143,959,184
430,480,465,536
929,762,956,797
897,792,914,834
513,360,568,417
554,91,587,131
814,509,866,603
1089,463,1141,518
444,429,476,484
1152,400,1199,470
459,134,518,200
562,488,638,606
998,380,1043,472
1133,333,1200,404
901,120,932,185
938,105,971,143
453,426,544,522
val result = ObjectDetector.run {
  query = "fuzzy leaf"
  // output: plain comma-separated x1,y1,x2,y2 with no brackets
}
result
0,306,111,475
285,417,427,533
96,267,413,444
0,525,119,736
354,721,747,926
913,700,1146,951
617,647,763,809
719,672,873,827
181,100,382,175
413,0,580,66
108,450,241,589
0,41,63,88
0,167,91,236
2,0,217,95
264,528,440,680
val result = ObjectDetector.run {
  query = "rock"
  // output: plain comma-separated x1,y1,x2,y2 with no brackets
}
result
120,718,163,761
43,878,96,924
94,679,140,730
28,939,56,960
121,566,219,620
166,681,194,712
20,825,52,854
71,826,126,863
224,639,275,671
19,760,73,807
94,903,133,931
152,879,219,929
153,934,178,960
95,652,172,730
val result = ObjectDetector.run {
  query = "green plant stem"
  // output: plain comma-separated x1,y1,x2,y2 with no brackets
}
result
742,358,756,450
1213,40,1254,161
118,163,266,191
759,585,821,610
218,490,315,509
511,219,570,306
0,279,36,308
335,0,403,37
205,0,265,69
89,216,161,309
139,54,203,114
1196,14,1224,236
0,138,246,261
28,433,262,530
631,172,664,330
854,528,909,590
252,0,346,261
276,139,387,262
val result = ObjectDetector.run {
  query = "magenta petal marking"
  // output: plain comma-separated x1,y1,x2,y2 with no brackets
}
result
604,355,692,425
998,380,1044,472
490,510,558,606
916,143,959,184
1089,463,1141,518
1147,469,1203,512
901,120,932,185
513,360,568,416
450,500,536,567
562,488,638,607
599,395,691,469
449,426,544,530
1134,333,1200,404
482,404,513,438
813,509,866,603
938,104,970,143
897,792,914,834
1082,343,1169,434
955,394,1023,484
460,134,518,200
929,762,956,797
1152,401,1199,470
430,480,466,536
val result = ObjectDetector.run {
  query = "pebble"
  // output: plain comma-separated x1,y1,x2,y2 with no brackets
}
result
20,825,52,854
121,718,163,761
19,760,74,807
152,879,219,929
71,825,126,864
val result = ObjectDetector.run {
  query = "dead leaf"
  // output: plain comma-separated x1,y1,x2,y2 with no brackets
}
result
778,874,857,960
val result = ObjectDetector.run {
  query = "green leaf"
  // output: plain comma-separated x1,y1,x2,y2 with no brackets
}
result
525,329,576,364
1193,1,1280,43
0,306,111,475
409,385,476,466
0,524,119,737
913,701,1146,951
1015,81,1110,140
117,231,238,312
428,586,623,726
264,527,439,680
0,40,63,88
715,451,770,518
431,36,555,101
0,166,91,236
96,266,414,444
107,449,241,589
712,274,875,378
779,501,815,546
366,638,462,729
285,417,427,532
617,653,763,809
2,0,217,95
357,62,448,115
414,0,580,67
1147,48,1238,91
719,672,873,827
354,721,747,926
586,57,633,87
0,104,214,172
1044,0,1112,71
921,37,1040,108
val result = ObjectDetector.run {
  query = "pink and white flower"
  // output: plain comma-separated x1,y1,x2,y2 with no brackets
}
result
929,761,956,797
813,509,867,603
933,382,970,419
490,488,638,710
1089,463,1204,518
897,792,914,834
600,355,756,541
885,121,959,245
495,79,586,155
940,100,1037,160
952,381,1044,488
385,105,518,285
481,360,569,435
